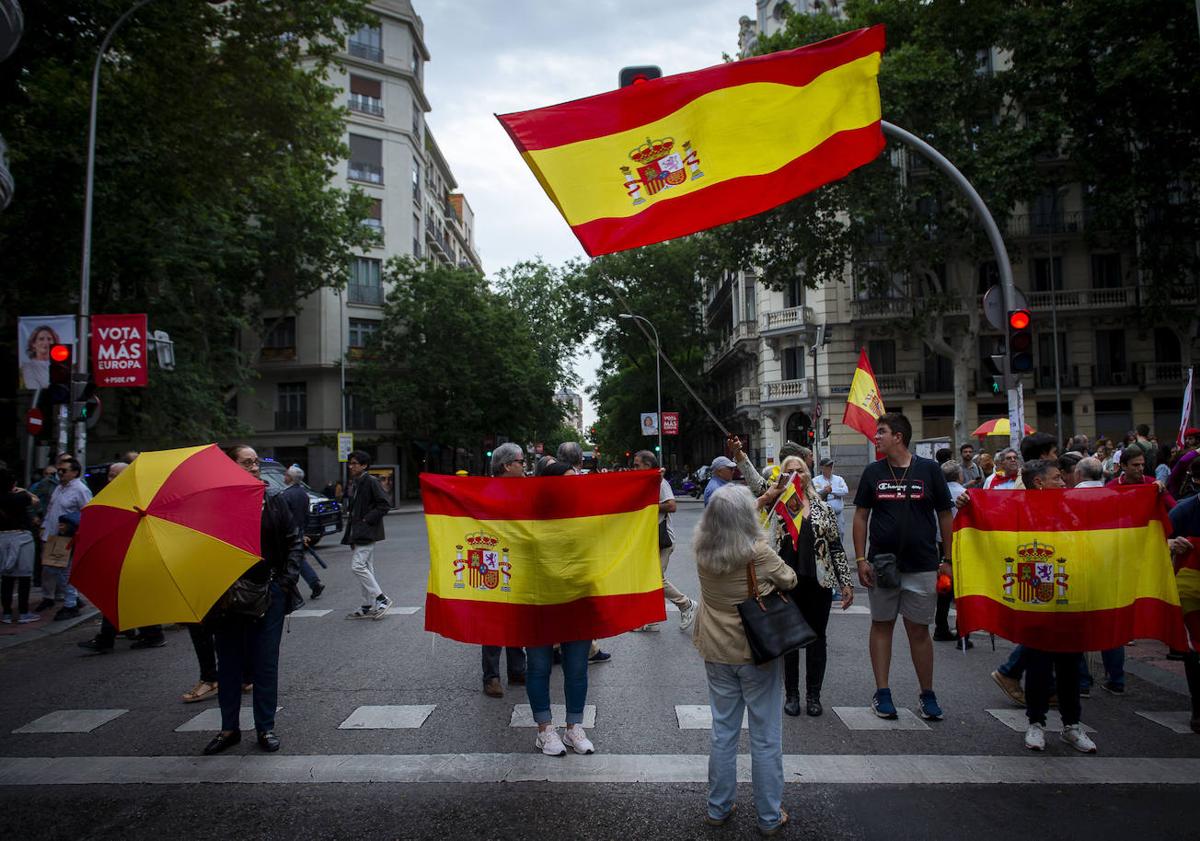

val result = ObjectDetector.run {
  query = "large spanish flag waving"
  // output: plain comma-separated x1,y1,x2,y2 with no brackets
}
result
497,26,885,257
421,471,665,647
842,348,885,442
952,486,1187,652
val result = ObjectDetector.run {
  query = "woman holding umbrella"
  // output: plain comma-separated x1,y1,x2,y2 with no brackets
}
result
204,445,304,755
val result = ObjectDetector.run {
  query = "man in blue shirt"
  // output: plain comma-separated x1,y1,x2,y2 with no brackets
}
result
703,456,736,506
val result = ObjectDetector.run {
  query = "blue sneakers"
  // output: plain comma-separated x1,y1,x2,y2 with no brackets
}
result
918,690,944,721
871,688,898,719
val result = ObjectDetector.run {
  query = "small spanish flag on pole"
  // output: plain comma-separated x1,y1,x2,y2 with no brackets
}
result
497,26,885,257
421,472,665,647
842,348,885,443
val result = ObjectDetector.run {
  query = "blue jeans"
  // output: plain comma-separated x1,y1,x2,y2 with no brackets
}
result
525,641,589,725
1080,647,1126,690
298,555,321,588
997,644,1026,680
705,659,785,832
213,581,286,732
56,563,78,608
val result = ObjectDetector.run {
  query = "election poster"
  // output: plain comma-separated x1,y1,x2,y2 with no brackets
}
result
17,315,77,391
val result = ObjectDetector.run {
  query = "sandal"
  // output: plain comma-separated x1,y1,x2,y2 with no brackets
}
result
182,680,218,704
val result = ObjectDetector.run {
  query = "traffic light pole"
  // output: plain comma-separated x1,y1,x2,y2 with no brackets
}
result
880,121,1023,452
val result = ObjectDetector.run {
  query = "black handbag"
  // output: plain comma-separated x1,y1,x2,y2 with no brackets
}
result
218,577,270,619
658,517,672,549
737,558,818,665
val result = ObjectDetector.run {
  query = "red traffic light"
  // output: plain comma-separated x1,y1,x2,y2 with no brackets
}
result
1008,309,1031,330
50,344,71,362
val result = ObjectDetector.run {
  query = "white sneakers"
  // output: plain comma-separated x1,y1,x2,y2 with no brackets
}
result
1062,723,1098,753
536,725,595,756
679,599,698,632
562,724,595,755
1024,722,1046,751
1024,722,1098,753
535,727,567,757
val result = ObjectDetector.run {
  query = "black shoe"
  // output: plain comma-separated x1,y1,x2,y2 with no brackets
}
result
309,582,324,600
806,695,823,717
53,606,81,621
34,599,55,613
77,637,113,654
508,673,526,686
130,636,166,649
1167,649,1187,662
202,731,241,755
257,730,280,752
932,628,956,642
955,637,975,650
120,629,140,640
784,695,801,717
588,650,612,664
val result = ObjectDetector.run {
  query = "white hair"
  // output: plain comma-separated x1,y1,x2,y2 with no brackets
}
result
491,442,524,476
693,484,763,576
780,455,818,503
286,464,305,481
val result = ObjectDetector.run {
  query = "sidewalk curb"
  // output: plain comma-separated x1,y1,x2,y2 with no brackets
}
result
0,607,99,653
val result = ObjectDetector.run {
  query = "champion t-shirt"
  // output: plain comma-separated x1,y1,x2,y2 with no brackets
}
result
853,455,953,572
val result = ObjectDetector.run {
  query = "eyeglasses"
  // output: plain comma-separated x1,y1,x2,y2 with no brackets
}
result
237,458,259,467
507,459,524,466
56,468,71,475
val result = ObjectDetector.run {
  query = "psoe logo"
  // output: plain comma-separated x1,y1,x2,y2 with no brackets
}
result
1001,539,1068,606
452,530,512,592
619,136,704,206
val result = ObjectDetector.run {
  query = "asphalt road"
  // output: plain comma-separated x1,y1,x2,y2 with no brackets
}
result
1,501,1198,840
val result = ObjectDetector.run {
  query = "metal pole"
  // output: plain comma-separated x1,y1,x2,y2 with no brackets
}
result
881,121,1022,452
76,0,159,469
621,313,663,459
1048,229,1064,446
339,288,347,490
809,341,820,462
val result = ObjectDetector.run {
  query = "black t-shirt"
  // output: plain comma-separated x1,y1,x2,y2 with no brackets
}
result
0,490,32,532
778,516,816,580
853,455,952,572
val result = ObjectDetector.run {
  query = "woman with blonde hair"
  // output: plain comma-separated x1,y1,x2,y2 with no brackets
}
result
758,455,854,717
692,483,796,836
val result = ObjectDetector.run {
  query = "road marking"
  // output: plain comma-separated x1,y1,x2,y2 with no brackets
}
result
509,704,596,728
2,753,1197,786
987,709,1096,734
829,606,958,616
674,705,747,729
338,705,436,730
832,707,930,731
385,607,421,615
1135,711,1197,735
175,707,282,732
289,609,332,618
12,709,128,734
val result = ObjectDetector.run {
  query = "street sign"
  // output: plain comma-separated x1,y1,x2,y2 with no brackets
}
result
92,313,148,387
640,412,659,435
337,432,354,462
25,407,43,437
982,284,1028,331
662,412,679,435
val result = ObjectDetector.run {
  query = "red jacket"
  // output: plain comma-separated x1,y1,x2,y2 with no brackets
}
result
1105,474,1177,509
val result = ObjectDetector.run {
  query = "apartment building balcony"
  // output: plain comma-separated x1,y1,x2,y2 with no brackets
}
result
1005,211,1085,239
1091,365,1136,388
851,297,914,320
349,93,384,117
706,320,758,369
347,39,384,63
705,275,734,319
877,373,918,396
348,283,384,306
762,378,813,406
734,386,760,415
760,306,815,339
1027,286,1135,312
425,220,449,258
274,410,307,431
1035,365,1082,390
1139,362,1187,386
348,161,383,184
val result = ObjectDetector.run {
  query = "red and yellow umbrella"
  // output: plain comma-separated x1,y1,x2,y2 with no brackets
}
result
72,444,264,630
972,418,1036,438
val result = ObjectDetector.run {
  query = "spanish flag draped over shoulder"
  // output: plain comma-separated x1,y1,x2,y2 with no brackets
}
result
496,26,885,257
952,486,1187,652
421,471,665,647
842,348,884,442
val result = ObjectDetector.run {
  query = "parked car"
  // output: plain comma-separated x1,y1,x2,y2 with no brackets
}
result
258,459,342,546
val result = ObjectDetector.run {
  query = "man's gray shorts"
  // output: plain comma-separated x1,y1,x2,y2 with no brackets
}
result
868,571,937,624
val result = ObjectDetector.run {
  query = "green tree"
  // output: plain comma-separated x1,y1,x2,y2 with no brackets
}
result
0,0,374,453
354,258,564,466
494,257,588,392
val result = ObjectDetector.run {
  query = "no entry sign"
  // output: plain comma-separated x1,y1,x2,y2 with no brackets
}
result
92,314,148,387
26,407,44,437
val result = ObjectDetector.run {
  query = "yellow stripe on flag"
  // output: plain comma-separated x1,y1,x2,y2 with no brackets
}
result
525,54,881,226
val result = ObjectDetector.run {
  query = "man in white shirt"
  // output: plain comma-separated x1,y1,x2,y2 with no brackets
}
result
39,456,92,619
812,457,849,538
985,449,1021,489
1074,457,1105,488
934,460,970,647
632,450,697,631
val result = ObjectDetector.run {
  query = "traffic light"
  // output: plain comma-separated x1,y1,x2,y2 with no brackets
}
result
47,344,72,404
822,418,831,439
71,374,99,425
805,428,815,445
1007,309,1033,373
619,65,662,88
485,450,493,459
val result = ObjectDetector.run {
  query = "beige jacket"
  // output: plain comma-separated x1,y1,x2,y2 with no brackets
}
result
692,539,798,665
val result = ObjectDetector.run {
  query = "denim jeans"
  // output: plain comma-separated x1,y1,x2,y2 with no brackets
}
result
525,640,589,725
997,644,1026,681
482,646,526,683
298,554,321,588
213,581,287,732
1080,647,1126,690
705,659,785,832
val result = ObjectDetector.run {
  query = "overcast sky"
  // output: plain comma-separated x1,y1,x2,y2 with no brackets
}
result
415,0,744,426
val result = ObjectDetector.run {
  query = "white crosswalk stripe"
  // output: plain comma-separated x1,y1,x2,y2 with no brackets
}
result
832,707,929,731
509,704,596,728
675,705,747,729
987,709,1096,734
1134,710,1195,734
175,707,283,732
12,710,127,734
338,705,436,729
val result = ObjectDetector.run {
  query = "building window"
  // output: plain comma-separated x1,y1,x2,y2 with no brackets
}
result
1036,331,1068,388
349,257,383,305
1090,253,1122,289
977,260,999,295
1094,399,1133,441
866,340,896,374
345,386,377,431
348,134,383,184
412,106,422,140
1031,256,1063,292
742,279,756,322
923,353,953,392
262,316,295,349
412,213,421,257
348,317,379,348
276,382,307,430
348,23,383,62
782,346,806,381
1031,188,1063,233
412,44,421,73
1094,329,1128,386
363,198,383,236
349,75,384,116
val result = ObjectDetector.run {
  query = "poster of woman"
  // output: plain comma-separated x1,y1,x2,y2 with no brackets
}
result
17,315,76,390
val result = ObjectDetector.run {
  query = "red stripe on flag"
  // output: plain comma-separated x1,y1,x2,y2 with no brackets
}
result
567,123,884,257
952,485,1172,534
954,594,1188,652
497,26,884,152
420,471,659,520
424,590,667,648
842,400,879,442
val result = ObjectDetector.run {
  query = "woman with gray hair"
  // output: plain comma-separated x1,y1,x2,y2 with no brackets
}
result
692,483,796,835
757,455,853,718
479,442,528,699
